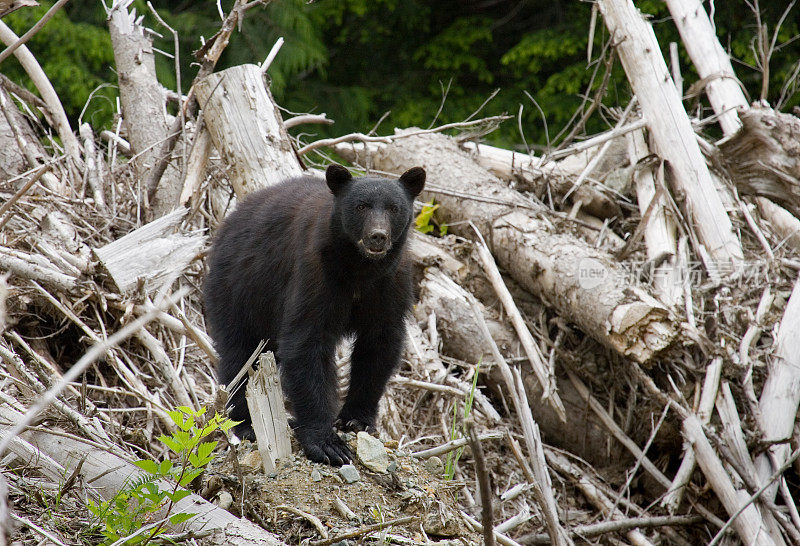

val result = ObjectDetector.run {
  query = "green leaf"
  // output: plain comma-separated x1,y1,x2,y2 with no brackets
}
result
158,435,183,455
169,511,195,525
167,410,186,429
165,489,191,503
158,459,174,476
133,459,159,475
173,430,192,450
219,418,240,433
196,441,217,462
179,468,204,487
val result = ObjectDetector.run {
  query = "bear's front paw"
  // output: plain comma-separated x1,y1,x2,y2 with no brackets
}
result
233,423,256,442
334,416,377,435
297,428,352,466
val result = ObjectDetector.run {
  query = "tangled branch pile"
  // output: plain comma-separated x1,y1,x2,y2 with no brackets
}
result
1,0,800,545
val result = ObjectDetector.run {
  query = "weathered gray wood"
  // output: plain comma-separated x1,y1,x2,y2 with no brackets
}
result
195,64,304,197
755,273,800,503
107,0,181,216
665,0,748,136
596,0,743,274
246,352,292,473
684,415,778,546
93,207,204,295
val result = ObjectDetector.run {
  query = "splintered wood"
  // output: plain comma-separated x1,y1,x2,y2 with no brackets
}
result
93,207,204,295
246,352,292,474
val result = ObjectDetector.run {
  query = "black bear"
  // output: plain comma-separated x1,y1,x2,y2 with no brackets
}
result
204,164,425,465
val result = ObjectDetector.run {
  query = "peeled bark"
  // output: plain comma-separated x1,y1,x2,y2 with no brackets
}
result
336,133,677,364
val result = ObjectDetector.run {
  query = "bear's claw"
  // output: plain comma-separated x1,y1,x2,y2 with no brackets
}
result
302,430,352,466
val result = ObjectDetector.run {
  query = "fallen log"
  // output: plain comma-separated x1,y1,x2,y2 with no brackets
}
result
414,265,613,465
335,132,677,364
755,272,800,504
93,207,204,295
461,140,624,220
665,0,747,136
596,0,743,273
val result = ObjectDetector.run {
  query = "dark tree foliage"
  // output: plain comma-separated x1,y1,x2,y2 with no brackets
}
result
2,0,798,148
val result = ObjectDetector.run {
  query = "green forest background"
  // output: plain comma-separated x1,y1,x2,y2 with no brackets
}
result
3,0,800,149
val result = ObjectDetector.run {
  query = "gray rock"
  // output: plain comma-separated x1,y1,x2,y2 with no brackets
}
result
214,491,233,510
310,468,323,482
338,464,361,483
387,460,398,473
356,431,390,473
424,456,444,476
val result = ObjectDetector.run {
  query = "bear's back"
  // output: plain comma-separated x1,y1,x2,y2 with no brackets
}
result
204,175,331,344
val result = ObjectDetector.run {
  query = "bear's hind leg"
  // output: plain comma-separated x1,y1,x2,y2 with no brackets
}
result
217,344,259,440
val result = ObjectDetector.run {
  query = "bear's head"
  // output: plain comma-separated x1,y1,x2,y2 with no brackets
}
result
326,164,426,260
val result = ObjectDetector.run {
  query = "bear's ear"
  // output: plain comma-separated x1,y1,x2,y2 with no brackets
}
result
399,167,426,197
326,164,353,195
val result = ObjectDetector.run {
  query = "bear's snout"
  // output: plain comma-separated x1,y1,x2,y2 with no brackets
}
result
359,228,391,258
367,230,388,249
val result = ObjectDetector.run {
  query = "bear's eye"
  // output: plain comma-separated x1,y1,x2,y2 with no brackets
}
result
388,204,399,214
356,203,367,211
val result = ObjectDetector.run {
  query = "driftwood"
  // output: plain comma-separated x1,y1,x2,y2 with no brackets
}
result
414,266,611,465
596,0,744,273
0,21,81,172
461,139,625,220
665,0,748,136
755,274,800,504
107,0,182,216
335,133,677,364
246,352,292,474
93,207,204,295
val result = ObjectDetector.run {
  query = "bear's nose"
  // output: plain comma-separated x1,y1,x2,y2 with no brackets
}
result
368,230,388,247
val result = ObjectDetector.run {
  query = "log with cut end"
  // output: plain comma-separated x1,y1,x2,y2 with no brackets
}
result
335,132,677,364
93,208,204,295
720,107,800,217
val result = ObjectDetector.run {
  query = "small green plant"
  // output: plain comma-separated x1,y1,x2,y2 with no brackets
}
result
88,406,237,545
444,362,480,480
415,199,448,236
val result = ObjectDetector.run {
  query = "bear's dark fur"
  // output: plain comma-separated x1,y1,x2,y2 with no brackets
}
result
204,164,425,465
